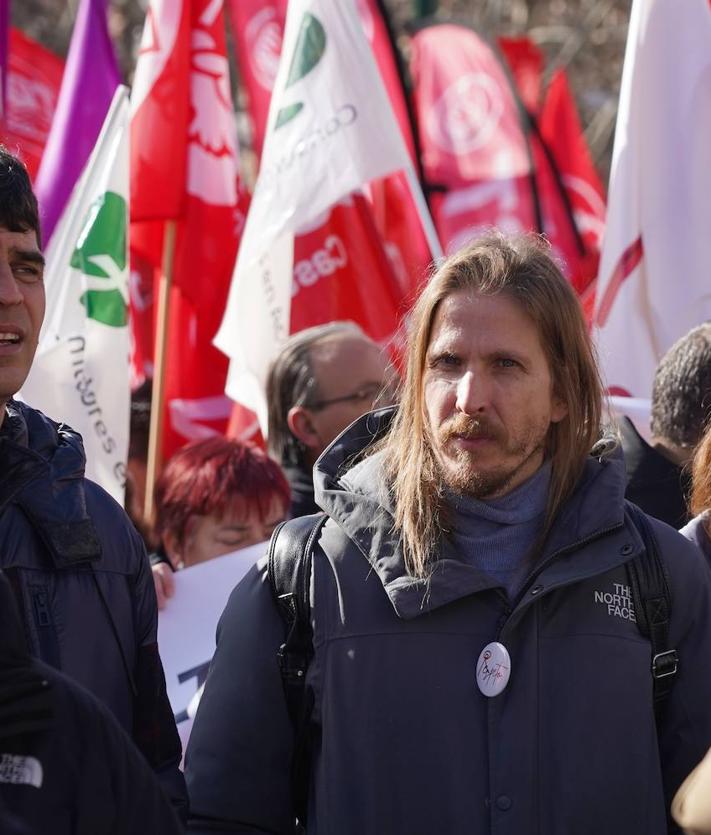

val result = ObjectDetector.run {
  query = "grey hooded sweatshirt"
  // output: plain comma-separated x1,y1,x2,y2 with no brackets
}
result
186,409,711,835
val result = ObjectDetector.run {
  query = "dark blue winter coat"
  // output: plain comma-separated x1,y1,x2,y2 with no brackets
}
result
186,410,711,834
0,570,183,835
0,399,187,819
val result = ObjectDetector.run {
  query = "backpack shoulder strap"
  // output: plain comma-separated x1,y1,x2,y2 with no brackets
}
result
267,511,327,829
624,501,678,721
267,511,326,719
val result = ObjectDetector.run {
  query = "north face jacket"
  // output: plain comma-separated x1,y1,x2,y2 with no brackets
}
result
0,399,187,819
0,571,183,835
186,409,711,834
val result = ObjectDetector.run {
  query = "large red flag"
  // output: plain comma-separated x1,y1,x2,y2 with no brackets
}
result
411,24,534,253
0,27,64,179
410,23,604,306
131,0,244,462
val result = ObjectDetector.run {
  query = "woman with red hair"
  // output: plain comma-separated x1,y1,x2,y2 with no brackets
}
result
151,437,290,607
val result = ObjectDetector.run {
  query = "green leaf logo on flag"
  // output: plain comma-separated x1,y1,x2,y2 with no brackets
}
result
70,191,128,328
275,13,326,130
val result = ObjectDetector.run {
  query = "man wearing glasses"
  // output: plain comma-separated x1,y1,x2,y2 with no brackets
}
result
265,322,395,517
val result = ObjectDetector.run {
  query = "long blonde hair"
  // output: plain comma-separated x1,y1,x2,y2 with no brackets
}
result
380,233,603,578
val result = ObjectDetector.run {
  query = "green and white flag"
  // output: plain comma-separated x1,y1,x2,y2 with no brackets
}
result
214,0,413,429
21,87,130,504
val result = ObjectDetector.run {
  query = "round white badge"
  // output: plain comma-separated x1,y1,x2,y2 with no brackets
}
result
476,641,511,697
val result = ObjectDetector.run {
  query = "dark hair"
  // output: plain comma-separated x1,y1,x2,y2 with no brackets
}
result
153,436,291,548
265,321,364,467
381,232,603,577
650,323,711,449
0,146,41,246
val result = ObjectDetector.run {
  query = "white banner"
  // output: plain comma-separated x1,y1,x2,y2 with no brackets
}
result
593,0,711,399
157,541,266,755
20,87,130,503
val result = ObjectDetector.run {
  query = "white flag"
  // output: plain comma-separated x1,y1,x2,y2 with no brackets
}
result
214,0,411,428
20,87,131,504
593,0,711,398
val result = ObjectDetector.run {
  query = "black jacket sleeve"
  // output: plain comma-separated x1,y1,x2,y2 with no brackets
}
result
130,524,189,823
185,561,297,834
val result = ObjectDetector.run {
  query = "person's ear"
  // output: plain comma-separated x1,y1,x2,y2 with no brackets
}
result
551,395,569,424
163,529,184,569
287,405,322,452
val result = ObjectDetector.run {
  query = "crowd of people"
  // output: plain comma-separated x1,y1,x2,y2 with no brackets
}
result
3,141,711,834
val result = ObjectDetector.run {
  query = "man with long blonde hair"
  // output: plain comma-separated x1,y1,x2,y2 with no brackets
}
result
187,233,711,834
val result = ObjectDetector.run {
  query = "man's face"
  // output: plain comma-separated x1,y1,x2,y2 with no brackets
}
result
0,226,45,408
424,289,567,499
306,333,394,456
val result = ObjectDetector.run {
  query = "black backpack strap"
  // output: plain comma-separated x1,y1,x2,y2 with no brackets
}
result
267,511,327,828
624,502,678,722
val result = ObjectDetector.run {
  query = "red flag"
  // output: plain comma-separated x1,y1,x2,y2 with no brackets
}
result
410,23,534,253
410,22,604,305
0,27,64,179
130,0,191,224
226,192,406,443
227,0,287,159
357,0,431,297
537,68,606,298
131,0,245,462
290,193,404,338
497,36,544,115
411,24,530,190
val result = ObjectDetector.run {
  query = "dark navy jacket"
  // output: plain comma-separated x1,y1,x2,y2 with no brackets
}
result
186,410,711,834
0,399,187,819
0,571,182,835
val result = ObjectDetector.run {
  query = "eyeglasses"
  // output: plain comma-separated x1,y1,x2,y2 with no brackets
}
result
306,381,396,412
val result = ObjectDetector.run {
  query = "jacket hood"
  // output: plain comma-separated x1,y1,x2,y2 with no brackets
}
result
314,408,635,618
0,400,101,566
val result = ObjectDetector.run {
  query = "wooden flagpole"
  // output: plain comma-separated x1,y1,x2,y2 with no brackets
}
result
143,219,176,526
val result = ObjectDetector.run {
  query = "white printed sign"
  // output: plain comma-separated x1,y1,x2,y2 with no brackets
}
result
157,541,267,754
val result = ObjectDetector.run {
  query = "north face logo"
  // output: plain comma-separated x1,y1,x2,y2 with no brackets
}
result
0,754,43,788
70,190,128,328
593,582,636,622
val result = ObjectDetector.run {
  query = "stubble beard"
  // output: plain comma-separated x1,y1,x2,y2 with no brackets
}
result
442,439,545,499
435,414,548,499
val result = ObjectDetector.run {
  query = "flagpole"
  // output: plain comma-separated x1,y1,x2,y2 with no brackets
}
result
144,220,176,524
403,162,444,264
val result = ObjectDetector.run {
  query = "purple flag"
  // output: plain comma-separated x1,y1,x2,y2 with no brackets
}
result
0,0,9,117
34,0,119,244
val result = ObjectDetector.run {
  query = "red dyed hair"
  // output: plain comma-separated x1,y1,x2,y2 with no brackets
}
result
153,437,290,547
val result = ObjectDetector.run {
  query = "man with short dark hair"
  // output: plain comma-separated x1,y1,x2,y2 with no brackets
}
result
620,322,711,528
265,321,394,517
187,234,711,834
0,146,186,816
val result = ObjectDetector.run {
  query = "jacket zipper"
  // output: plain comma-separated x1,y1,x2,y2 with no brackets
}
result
498,521,626,640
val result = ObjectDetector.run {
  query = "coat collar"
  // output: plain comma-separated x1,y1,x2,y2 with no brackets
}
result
315,409,634,620
0,400,102,567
